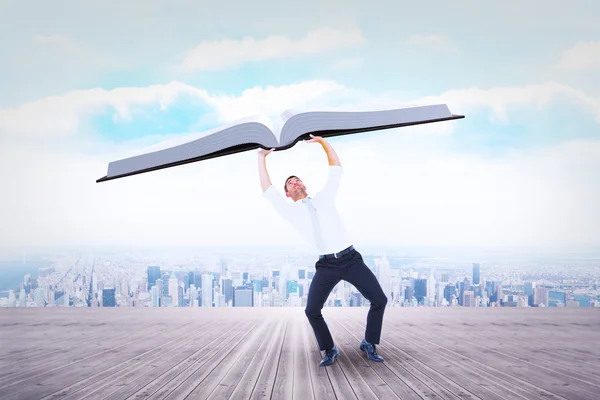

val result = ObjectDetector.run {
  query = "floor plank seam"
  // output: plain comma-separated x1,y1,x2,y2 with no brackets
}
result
335,316,429,400
385,319,571,400
172,318,265,400
38,320,228,400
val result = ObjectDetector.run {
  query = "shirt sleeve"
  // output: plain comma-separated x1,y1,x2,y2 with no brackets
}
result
263,185,293,219
315,165,342,201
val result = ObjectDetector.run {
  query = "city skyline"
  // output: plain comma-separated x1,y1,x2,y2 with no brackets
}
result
2,245,598,310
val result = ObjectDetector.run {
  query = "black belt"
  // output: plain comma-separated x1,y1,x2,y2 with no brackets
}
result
319,245,354,259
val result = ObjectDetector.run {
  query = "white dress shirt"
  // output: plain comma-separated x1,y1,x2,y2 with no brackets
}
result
263,165,353,256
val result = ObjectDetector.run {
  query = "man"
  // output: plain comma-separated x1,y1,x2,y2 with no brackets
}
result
257,134,388,367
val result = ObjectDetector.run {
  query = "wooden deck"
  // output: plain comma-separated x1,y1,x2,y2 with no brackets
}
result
0,306,599,400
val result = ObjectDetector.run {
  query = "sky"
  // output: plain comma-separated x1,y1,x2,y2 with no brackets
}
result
1,0,599,255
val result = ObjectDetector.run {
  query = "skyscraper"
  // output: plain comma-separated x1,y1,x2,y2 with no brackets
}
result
202,273,214,307
169,272,179,307
414,279,427,304
102,288,116,307
147,266,161,291
233,287,253,306
222,279,233,304
473,263,480,285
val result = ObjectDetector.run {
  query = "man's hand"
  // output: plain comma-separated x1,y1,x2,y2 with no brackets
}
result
304,134,323,144
257,147,275,157
305,134,340,166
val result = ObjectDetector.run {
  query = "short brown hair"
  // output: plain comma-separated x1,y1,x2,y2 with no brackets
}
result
284,175,299,193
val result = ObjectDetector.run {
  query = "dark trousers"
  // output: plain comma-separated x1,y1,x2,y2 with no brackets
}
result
305,249,388,351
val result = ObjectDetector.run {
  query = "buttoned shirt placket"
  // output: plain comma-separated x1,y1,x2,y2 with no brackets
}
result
303,197,326,255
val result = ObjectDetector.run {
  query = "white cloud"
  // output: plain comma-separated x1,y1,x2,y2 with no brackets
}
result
556,41,600,70
0,80,365,139
1,79,600,251
6,79,598,142
176,27,366,71
0,82,211,137
372,82,600,125
406,34,458,53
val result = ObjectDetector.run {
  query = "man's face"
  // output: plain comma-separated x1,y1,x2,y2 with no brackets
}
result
285,177,307,199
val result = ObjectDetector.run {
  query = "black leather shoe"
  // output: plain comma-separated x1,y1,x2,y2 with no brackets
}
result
319,346,339,366
360,339,384,362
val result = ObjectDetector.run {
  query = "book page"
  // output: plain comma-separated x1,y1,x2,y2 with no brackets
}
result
105,115,279,178
125,114,276,157
279,104,453,146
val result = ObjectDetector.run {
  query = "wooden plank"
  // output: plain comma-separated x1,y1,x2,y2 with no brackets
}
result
326,317,402,400
45,319,233,400
335,315,474,400
248,316,288,400
333,314,453,400
314,309,358,400
292,312,315,400
0,314,136,371
349,315,536,400
328,317,390,400
394,312,600,397
0,306,598,400
99,319,256,400
384,315,592,400
204,318,285,400
227,317,286,399
425,317,600,376
301,315,336,400
268,311,295,400
0,320,197,399
167,318,272,400
119,317,261,399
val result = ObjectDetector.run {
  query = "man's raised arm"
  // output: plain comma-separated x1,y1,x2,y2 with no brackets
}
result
257,148,275,192
305,134,341,166
305,135,342,200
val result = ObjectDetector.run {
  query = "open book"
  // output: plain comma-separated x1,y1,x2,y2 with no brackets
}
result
96,104,464,182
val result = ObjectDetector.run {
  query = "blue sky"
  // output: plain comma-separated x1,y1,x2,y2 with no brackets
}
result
1,0,599,253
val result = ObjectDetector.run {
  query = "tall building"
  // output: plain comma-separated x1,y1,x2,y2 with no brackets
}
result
102,288,116,307
177,285,184,307
169,272,179,307
147,266,161,291
233,287,254,306
202,273,214,307
428,268,436,305
298,269,306,280
463,290,475,307
151,286,160,307
472,263,480,285
286,280,298,299
161,273,170,299
414,279,427,304
222,279,233,304
188,272,194,291
534,286,548,307
252,279,263,294
444,284,456,304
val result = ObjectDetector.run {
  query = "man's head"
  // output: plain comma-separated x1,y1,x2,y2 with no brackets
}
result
284,175,308,201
